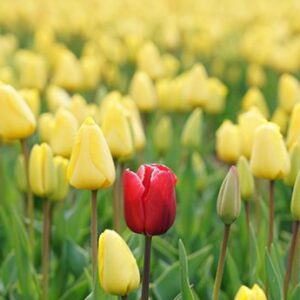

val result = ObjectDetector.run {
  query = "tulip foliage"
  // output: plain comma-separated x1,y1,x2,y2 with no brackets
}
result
1,1,300,300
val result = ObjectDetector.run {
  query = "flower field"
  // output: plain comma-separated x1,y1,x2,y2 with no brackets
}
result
0,0,300,299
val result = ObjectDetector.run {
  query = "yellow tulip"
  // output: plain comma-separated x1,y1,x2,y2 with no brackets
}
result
98,230,140,296
162,54,179,78
19,88,40,117
69,94,90,125
235,284,267,300
102,102,134,159
46,85,71,112
99,91,123,123
153,115,173,155
49,108,78,158
181,108,202,150
246,63,266,87
237,156,254,200
129,71,157,112
271,108,289,134
291,171,300,221
216,120,241,163
50,156,69,201
0,66,14,84
238,108,266,159
38,113,54,143
241,87,269,118
122,97,146,152
285,143,300,186
205,77,228,114
278,73,300,113
80,55,101,90
67,117,115,190
29,143,56,197
250,122,290,180
287,103,300,149
0,84,36,140
137,41,164,80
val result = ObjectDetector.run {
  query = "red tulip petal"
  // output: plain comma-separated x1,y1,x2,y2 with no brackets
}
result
151,164,177,184
137,164,156,193
143,170,176,235
123,169,145,234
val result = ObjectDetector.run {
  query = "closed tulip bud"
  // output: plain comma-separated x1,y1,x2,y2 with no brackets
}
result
242,87,269,118
29,143,56,197
69,94,90,125
287,103,300,149
162,54,179,77
285,143,300,186
181,108,202,150
129,71,157,112
0,84,36,140
98,230,140,296
153,115,173,155
183,64,208,107
205,77,228,114
238,108,266,159
19,88,40,117
246,63,266,87
67,117,115,190
278,73,300,113
0,66,14,84
38,113,54,142
122,97,146,152
80,55,101,90
123,164,176,235
291,171,300,220
235,284,267,300
50,156,69,201
237,156,254,200
137,41,164,80
15,155,26,193
217,166,241,225
46,85,71,112
49,108,78,158
102,102,134,159
271,108,289,134
192,152,208,191
216,120,241,163
251,122,290,180
99,91,123,123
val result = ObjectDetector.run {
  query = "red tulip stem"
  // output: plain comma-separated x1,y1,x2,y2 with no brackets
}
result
268,180,275,250
91,190,98,285
42,199,51,300
283,221,300,300
141,235,152,300
20,138,35,253
213,224,231,300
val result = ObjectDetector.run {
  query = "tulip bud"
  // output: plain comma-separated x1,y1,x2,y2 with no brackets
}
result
102,102,134,159
287,103,300,149
192,152,208,191
80,55,101,90
271,108,289,134
0,66,14,84
38,113,54,143
217,166,241,225
278,73,300,113
237,156,254,200
49,108,78,158
181,108,202,150
246,63,266,87
291,170,300,220
153,115,173,155
69,94,90,125
238,108,266,159
0,84,36,140
241,87,269,118
98,230,140,296
137,41,164,80
205,77,227,114
67,117,115,190
29,143,56,197
123,164,176,235
162,53,179,77
235,284,267,300
15,155,26,193
216,120,241,163
285,143,300,186
250,122,290,180
19,88,40,118
46,85,71,112
122,96,146,152
129,71,157,112
50,156,69,201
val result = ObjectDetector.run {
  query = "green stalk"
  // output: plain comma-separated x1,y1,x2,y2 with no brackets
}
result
268,180,275,250
42,200,50,300
91,190,98,284
141,235,152,300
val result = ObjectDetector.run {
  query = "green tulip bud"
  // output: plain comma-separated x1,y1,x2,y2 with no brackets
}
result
237,156,254,201
217,166,241,225
192,152,208,191
291,171,300,221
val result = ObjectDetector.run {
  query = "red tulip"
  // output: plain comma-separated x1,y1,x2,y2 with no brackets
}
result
123,164,177,235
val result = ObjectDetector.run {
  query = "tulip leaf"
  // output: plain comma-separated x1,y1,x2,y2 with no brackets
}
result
292,282,300,300
178,239,195,300
152,244,212,300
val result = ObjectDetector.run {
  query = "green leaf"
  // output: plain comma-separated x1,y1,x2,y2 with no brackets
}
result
225,250,242,297
60,277,89,300
178,239,195,300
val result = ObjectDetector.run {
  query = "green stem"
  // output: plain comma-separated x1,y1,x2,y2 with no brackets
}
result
20,138,35,255
112,162,121,232
268,180,275,250
91,190,98,285
141,235,152,300
121,296,128,300
283,221,300,300
213,224,231,300
245,201,250,235
42,200,50,300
